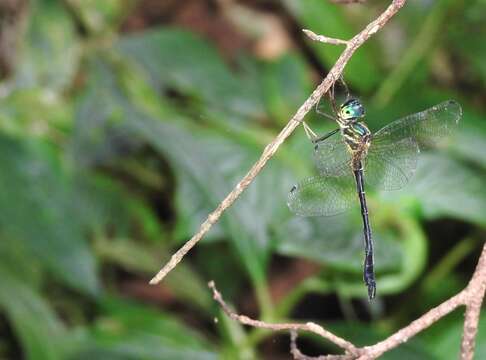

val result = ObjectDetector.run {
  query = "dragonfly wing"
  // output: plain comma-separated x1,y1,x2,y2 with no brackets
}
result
365,137,419,190
365,100,461,191
287,174,356,217
313,134,352,176
373,100,462,147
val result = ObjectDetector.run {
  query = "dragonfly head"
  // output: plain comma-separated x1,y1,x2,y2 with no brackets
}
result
339,98,365,122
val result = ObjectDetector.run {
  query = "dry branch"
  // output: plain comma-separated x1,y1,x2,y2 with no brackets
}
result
209,243,486,359
208,281,358,356
150,0,407,286
303,29,350,46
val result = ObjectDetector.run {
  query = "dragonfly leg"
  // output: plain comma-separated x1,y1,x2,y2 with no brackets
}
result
302,121,319,142
329,74,338,114
339,75,351,101
312,128,340,144
316,95,337,121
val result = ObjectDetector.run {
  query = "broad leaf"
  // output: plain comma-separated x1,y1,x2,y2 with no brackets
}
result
117,28,265,119
0,135,99,294
68,298,217,360
0,265,65,360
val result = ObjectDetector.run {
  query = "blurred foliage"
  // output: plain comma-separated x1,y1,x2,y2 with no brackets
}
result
0,0,485,358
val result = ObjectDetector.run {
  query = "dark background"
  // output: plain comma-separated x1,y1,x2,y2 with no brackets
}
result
0,0,485,359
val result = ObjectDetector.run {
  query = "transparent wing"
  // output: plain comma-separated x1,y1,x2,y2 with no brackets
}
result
364,100,462,191
313,134,352,177
287,174,356,217
364,137,419,190
373,100,462,147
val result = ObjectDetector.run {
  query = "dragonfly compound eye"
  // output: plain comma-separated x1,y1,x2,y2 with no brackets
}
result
340,98,365,120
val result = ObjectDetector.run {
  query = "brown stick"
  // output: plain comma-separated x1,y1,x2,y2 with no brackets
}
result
209,281,359,356
460,244,486,360
150,0,407,286
290,331,354,360
210,243,486,359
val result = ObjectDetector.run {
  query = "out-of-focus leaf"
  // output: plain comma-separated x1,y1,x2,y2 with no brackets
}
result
13,0,80,93
451,109,486,170
72,174,136,237
449,1,486,86
390,153,486,226
0,265,65,360
129,117,270,283
0,88,73,141
68,298,217,360
73,58,273,285
262,53,312,125
275,212,402,274
421,310,486,359
283,0,381,91
95,237,212,312
117,28,266,119
0,135,99,294
65,0,127,34
71,61,142,168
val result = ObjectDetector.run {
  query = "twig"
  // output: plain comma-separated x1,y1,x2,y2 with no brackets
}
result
290,331,353,360
150,0,407,286
211,243,486,359
460,244,486,360
209,281,359,356
303,29,350,46
330,0,366,4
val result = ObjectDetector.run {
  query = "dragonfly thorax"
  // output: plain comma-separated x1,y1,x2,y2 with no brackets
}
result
341,121,371,157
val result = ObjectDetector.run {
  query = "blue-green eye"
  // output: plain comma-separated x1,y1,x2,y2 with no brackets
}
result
341,98,364,119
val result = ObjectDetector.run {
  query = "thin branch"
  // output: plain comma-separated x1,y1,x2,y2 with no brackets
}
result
330,0,366,4
461,244,486,360
290,331,353,360
303,29,350,46
210,243,486,359
208,281,359,356
150,0,407,286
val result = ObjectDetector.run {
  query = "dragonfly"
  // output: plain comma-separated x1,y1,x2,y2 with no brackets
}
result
287,79,462,300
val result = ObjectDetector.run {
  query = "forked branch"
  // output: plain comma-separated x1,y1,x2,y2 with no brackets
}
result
150,0,407,285
209,243,486,359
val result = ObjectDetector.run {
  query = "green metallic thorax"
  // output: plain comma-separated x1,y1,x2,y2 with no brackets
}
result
340,122,371,152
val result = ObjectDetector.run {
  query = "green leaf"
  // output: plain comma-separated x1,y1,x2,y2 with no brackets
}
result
0,264,65,360
451,108,486,170
421,310,486,359
0,135,99,294
68,298,218,360
95,237,212,312
449,1,486,86
395,153,486,226
275,212,402,274
13,0,80,93
64,0,127,34
262,53,313,125
117,28,266,119
73,58,271,286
